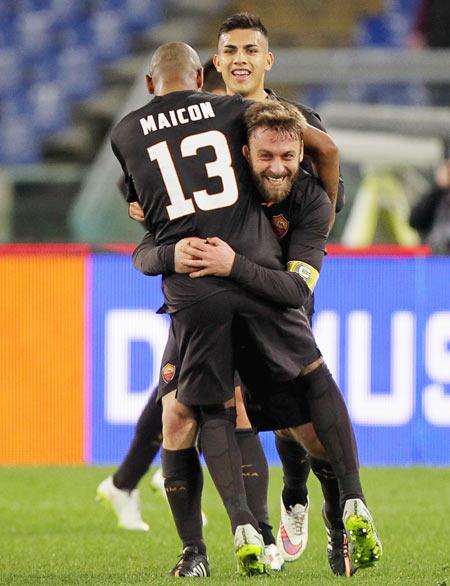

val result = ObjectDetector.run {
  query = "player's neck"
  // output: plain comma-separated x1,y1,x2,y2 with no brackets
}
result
226,88,268,102
155,82,200,96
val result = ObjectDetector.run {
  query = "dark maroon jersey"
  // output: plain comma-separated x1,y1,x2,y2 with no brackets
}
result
111,90,283,311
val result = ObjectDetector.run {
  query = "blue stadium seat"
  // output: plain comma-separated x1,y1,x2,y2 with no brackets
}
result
16,9,57,63
28,81,70,135
17,0,52,10
0,18,17,49
0,48,24,98
58,18,92,49
50,0,90,28
90,10,131,62
0,114,42,164
93,0,124,10
57,46,100,101
30,54,59,84
124,0,165,32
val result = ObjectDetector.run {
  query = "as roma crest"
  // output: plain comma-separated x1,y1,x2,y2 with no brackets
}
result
162,362,176,384
271,214,289,238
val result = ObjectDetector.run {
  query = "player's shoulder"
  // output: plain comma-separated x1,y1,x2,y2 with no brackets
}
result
112,101,153,139
290,171,331,213
265,88,322,125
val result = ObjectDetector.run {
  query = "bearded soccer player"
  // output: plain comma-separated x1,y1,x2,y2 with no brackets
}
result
132,90,382,578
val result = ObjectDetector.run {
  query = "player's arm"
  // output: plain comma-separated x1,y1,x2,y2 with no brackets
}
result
111,138,139,203
302,123,339,230
300,107,345,217
184,186,331,308
132,234,206,276
132,232,176,276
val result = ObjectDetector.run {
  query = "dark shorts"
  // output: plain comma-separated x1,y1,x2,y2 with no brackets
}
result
158,288,320,407
242,380,311,431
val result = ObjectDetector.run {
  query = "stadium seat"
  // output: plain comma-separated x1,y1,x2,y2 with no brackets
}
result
124,0,165,32
57,46,100,101
0,114,42,164
15,10,57,62
28,81,70,135
90,10,131,63
0,48,24,98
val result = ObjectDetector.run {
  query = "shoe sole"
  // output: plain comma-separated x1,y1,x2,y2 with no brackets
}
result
236,544,270,576
96,490,149,532
344,515,382,569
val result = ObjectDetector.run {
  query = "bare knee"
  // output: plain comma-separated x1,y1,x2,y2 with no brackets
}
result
289,422,328,460
274,428,296,442
162,391,198,450
235,386,252,429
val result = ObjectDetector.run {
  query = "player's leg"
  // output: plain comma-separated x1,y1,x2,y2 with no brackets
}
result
96,387,162,531
173,294,268,576
274,430,310,563
309,457,355,577
235,386,284,571
161,390,209,577
292,361,382,570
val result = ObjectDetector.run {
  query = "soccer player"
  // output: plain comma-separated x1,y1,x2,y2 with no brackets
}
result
211,13,345,567
95,58,227,536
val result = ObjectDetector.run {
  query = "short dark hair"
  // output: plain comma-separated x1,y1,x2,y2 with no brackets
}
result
244,101,307,143
202,58,226,93
217,13,268,40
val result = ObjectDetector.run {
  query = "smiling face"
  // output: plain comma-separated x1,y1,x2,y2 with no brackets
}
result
214,28,273,101
244,127,303,204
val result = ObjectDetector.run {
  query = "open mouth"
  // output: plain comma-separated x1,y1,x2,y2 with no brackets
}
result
232,69,251,81
264,176,288,186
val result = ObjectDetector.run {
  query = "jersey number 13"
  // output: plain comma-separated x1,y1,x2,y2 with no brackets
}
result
147,130,239,220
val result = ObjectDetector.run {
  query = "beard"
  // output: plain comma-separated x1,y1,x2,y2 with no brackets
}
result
252,168,299,204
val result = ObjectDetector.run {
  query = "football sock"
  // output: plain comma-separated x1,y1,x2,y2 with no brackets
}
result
310,457,343,527
236,428,274,545
161,447,205,552
113,387,162,491
299,363,364,507
200,407,258,532
275,434,310,509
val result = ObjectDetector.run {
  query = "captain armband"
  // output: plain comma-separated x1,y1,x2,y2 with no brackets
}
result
286,260,319,291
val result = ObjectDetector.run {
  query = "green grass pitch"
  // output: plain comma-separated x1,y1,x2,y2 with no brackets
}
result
0,467,449,585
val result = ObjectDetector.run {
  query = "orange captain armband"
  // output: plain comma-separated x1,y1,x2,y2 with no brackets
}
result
286,260,319,291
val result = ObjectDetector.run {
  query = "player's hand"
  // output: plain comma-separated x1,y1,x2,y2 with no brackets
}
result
183,237,236,278
128,201,145,221
174,237,207,273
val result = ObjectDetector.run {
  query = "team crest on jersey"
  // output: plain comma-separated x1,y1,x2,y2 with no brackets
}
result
271,214,289,238
162,362,176,383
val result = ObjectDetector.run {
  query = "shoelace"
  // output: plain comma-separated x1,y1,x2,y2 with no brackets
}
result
290,508,306,535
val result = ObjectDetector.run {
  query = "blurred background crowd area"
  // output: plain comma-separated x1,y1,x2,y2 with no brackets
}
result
0,0,449,248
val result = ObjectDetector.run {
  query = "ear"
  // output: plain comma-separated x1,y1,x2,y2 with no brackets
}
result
213,53,221,72
197,68,204,90
299,140,304,163
242,144,250,161
146,74,154,95
264,51,274,72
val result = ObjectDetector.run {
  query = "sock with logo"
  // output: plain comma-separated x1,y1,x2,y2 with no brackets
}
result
310,457,343,527
161,447,205,552
275,434,310,509
236,428,275,545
